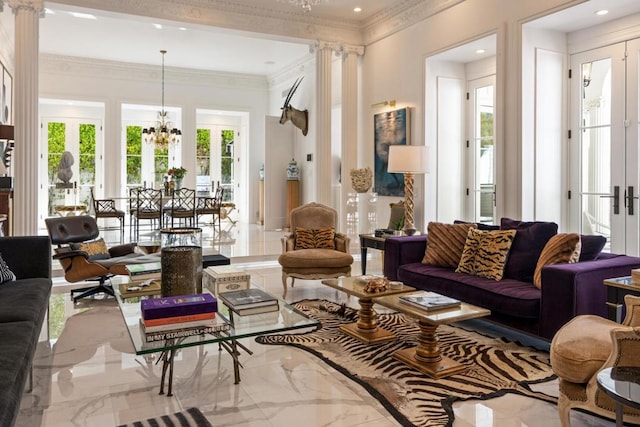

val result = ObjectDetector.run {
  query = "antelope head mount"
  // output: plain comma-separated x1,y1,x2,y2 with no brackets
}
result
280,77,309,136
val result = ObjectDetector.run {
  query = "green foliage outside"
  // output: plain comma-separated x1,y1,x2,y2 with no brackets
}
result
126,126,142,185
480,112,494,149
221,129,234,201
196,128,211,176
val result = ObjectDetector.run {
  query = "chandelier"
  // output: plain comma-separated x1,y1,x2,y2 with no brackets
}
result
289,0,321,12
142,50,181,149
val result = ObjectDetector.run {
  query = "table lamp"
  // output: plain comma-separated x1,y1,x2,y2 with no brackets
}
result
387,145,429,235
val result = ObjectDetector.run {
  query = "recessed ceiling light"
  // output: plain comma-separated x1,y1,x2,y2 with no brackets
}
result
153,23,163,29
476,49,486,54
354,7,362,13
69,12,96,19
179,27,187,31
595,9,608,16
44,8,55,14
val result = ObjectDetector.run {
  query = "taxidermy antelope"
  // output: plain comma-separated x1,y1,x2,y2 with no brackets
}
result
280,77,309,136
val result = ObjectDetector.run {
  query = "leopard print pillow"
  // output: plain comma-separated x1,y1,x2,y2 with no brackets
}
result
456,228,516,281
295,227,336,250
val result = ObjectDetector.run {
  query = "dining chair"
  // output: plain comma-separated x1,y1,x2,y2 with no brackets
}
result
165,187,196,227
196,185,223,231
131,188,163,240
90,186,125,243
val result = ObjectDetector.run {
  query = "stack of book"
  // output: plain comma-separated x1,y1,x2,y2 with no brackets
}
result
398,291,461,312
140,293,229,342
219,288,279,316
122,261,162,298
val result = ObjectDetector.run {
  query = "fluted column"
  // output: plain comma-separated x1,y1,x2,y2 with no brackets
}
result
340,44,364,232
312,41,339,206
9,0,42,235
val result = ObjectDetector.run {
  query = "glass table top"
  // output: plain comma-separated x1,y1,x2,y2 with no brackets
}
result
115,284,320,355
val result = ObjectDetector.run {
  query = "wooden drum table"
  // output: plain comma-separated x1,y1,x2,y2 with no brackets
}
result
321,277,415,345
374,293,490,379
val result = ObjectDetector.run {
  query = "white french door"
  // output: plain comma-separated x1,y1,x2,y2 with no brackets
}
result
569,40,640,255
466,75,496,225
39,117,103,221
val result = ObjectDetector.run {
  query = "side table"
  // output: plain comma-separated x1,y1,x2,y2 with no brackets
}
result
603,277,640,322
359,234,387,275
597,367,640,427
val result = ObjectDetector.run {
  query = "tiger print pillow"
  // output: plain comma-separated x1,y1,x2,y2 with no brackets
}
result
295,227,336,250
456,228,516,281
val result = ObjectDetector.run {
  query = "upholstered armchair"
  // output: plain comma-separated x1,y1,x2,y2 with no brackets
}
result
278,202,353,298
45,215,157,302
551,294,640,426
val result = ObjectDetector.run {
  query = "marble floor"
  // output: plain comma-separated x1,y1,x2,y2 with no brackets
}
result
17,222,615,426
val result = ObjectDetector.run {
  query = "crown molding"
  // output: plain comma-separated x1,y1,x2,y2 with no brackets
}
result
40,54,268,90
51,0,459,47
362,0,465,45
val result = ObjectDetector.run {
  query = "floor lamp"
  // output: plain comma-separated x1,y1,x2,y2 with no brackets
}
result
387,145,429,235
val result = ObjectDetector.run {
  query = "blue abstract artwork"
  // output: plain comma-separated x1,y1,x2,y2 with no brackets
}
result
374,108,409,197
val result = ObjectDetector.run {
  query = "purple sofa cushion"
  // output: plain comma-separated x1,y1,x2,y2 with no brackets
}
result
454,220,500,231
579,235,607,262
397,263,540,319
500,218,558,282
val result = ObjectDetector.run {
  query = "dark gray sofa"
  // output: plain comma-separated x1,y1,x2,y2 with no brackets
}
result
0,236,52,427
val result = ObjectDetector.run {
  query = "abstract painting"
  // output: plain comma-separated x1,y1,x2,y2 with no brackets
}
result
374,107,410,197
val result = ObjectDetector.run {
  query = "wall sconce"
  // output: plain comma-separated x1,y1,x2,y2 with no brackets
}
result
371,100,396,109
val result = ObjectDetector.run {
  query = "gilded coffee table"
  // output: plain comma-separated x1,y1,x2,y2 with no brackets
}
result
373,292,490,378
321,276,415,344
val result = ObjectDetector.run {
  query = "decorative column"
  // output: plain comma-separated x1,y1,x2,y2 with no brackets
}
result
312,41,339,206
340,44,364,232
9,0,42,236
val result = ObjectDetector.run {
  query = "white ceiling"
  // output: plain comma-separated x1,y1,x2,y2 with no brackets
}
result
4,0,640,76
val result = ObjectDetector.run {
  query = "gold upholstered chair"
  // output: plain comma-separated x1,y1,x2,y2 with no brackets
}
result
278,202,353,298
550,295,640,426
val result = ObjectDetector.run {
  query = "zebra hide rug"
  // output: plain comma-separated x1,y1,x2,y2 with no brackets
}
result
255,299,557,427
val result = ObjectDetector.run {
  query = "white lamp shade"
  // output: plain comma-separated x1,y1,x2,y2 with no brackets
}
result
387,145,429,174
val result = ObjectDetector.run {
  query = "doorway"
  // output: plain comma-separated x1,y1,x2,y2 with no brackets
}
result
569,40,640,255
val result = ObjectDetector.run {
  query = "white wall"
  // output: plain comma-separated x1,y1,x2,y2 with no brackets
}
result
360,0,583,228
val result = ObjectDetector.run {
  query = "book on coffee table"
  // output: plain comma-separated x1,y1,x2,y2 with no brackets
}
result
399,291,461,311
219,288,279,316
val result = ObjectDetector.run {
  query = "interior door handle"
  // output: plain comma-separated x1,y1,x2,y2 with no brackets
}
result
627,186,639,216
600,185,620,215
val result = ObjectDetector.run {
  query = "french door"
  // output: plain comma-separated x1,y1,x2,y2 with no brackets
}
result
467,75,496,224
196,125,239,204
569,40,640,255
39,118,103,222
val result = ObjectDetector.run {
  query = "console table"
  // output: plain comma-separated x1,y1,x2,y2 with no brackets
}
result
603,276,640,322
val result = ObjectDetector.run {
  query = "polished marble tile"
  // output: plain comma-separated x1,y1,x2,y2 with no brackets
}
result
19,223,616,426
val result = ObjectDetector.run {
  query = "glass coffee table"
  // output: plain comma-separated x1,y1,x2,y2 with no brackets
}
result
115,285,320,396
321,276,415,344
373,292,490,379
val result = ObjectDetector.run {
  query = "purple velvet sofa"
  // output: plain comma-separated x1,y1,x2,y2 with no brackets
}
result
383,235,640,340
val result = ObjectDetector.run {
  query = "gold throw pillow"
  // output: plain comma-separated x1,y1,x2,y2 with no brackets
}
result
422,222,477,268
533,233,581,288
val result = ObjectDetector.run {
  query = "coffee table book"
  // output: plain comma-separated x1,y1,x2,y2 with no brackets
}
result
219,288,278,310
399,291,461,311
143,311,215,327
140,318,230,342
141,293,217,320
118,280,161,299
226,302,280,316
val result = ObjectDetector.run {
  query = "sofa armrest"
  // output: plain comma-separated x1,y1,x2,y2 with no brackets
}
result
0,236,51,280
383,235,428,281
539,254,640,340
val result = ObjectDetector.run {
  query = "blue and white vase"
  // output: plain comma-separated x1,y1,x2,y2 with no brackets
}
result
287,158,299,180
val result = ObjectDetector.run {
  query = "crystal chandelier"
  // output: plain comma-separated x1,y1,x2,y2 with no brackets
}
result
289,0,320,12
142,50,181,149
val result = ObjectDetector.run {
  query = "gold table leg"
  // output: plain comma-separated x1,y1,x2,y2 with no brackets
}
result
393,320,466,378
340,297,396,344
